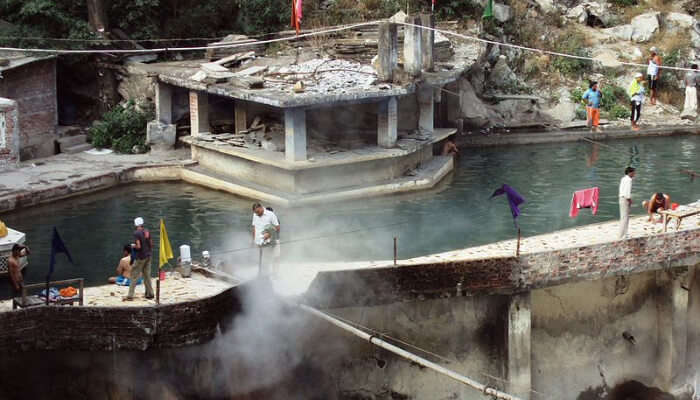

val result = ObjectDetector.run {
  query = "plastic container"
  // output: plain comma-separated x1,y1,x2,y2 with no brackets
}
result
179,245,191,263
159,270,166,281
672,203,679,210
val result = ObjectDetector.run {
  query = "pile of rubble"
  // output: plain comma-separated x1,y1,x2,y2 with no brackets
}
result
196,116,286,152
265,59,378,94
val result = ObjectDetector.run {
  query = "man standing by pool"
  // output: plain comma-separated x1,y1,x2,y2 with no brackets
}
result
647,47,661,105
124,217,155,301
8,244,29,299
619,167,635,239
582,81,603,132
252,203,280,276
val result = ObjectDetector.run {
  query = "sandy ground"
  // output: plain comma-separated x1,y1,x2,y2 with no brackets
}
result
0,271,233,311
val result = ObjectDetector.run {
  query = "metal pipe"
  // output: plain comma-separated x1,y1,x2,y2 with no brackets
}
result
298,304,524,400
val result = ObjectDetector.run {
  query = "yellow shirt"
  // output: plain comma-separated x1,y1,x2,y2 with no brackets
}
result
628,80,642,99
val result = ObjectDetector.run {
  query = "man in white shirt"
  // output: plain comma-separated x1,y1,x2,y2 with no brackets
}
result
619,167,636,239
251,202,280,275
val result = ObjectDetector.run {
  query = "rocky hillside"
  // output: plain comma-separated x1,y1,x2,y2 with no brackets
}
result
443,0,699,129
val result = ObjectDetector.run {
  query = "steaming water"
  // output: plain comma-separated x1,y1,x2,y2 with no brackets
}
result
2,135,699,294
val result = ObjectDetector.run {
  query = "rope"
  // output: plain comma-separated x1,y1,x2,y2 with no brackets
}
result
206,219,410,257
0,21,382,54
395,21,699,73
0,19,696,73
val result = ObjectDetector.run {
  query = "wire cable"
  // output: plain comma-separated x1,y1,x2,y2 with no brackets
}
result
0,19,697,73
207,219,410,257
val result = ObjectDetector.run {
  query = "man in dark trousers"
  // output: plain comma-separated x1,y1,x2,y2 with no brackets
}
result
123,217,155,301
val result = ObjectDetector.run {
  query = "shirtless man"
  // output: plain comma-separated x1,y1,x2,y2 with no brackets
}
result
108,244,136,285
642,192,671,222
8,244,29,298
442,136,459,156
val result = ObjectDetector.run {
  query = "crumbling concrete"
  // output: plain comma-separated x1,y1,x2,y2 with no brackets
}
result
146,120,177,151
377,22,398,82
156,81,173,124
403,15,422,77
189,90,210,137
284,108,307,162
0,98,19,169
377,97,398,148
420,13,435,72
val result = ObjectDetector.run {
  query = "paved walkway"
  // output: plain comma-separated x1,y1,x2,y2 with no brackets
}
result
0,150,191,213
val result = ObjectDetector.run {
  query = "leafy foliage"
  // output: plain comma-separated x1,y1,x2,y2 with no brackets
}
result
551,31,592,77
88,101,153,153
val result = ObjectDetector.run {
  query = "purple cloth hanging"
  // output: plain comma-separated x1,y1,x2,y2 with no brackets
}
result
490,184,526,220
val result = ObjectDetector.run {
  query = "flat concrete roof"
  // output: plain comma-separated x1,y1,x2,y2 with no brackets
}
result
153,58,462,108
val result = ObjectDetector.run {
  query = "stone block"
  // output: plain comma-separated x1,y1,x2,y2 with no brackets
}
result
147,120,177,151
419,13,434,72
377,22,398,82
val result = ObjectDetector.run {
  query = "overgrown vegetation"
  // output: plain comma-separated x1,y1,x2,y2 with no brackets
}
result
88,101,153,153
551,30,592,77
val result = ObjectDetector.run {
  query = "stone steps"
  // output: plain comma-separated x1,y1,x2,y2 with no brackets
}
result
62,143,94,154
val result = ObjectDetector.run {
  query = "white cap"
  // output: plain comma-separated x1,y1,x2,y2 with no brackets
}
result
202,251,210,259
650,47,657,53
635,72,643,78
134,217,144,226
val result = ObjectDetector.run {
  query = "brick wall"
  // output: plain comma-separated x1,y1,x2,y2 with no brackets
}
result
520,228,700,290
303,228,700,308
304,257,519,308
0,98,19,168
0,286,242,353
0,58,57,160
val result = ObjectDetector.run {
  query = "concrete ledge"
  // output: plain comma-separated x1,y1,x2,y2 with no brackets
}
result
180,155,454,207
458,125,700,147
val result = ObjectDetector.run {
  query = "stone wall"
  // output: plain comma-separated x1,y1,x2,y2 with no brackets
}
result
0,98,19,168
0,58,57,160
0,286,240,353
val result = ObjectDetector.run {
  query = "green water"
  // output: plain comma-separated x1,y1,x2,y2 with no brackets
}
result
2,135,699,293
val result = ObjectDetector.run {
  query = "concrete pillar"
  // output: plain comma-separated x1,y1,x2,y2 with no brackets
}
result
377,22,398,82
284,108,307,162
403,15,422,77
656,270,689,391
234,101,247,134
189,91,209,137
419,13,435,72
377,97,398,148
507,292,532,400
156,82,173,124
417,86,434,134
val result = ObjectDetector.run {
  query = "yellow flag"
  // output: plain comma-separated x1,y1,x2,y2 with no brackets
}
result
159,219,174,268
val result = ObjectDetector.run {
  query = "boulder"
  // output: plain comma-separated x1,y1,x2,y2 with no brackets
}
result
389,11,407,23
146,121,177,151
603,24,634,41
693,21,700,49
665,12,696,33
630,12,660,43
545,88,576,123
565,2,611,27
493,3,513,23
533,0,555,13
487,55,518,91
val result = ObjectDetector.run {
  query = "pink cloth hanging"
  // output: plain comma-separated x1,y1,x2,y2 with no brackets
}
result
569,187,600,218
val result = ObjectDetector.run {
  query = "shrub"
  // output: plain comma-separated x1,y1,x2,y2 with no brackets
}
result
608,104,631,119
89,101,153,154
608,0,637,6
551,31,592,77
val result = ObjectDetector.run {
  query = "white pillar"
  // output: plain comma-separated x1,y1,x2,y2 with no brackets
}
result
284,108,307,162
189,91,209,137
403,15,422,77
377,97,398,148
507,292,532,400
156,82,173,124
418,86,434,134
